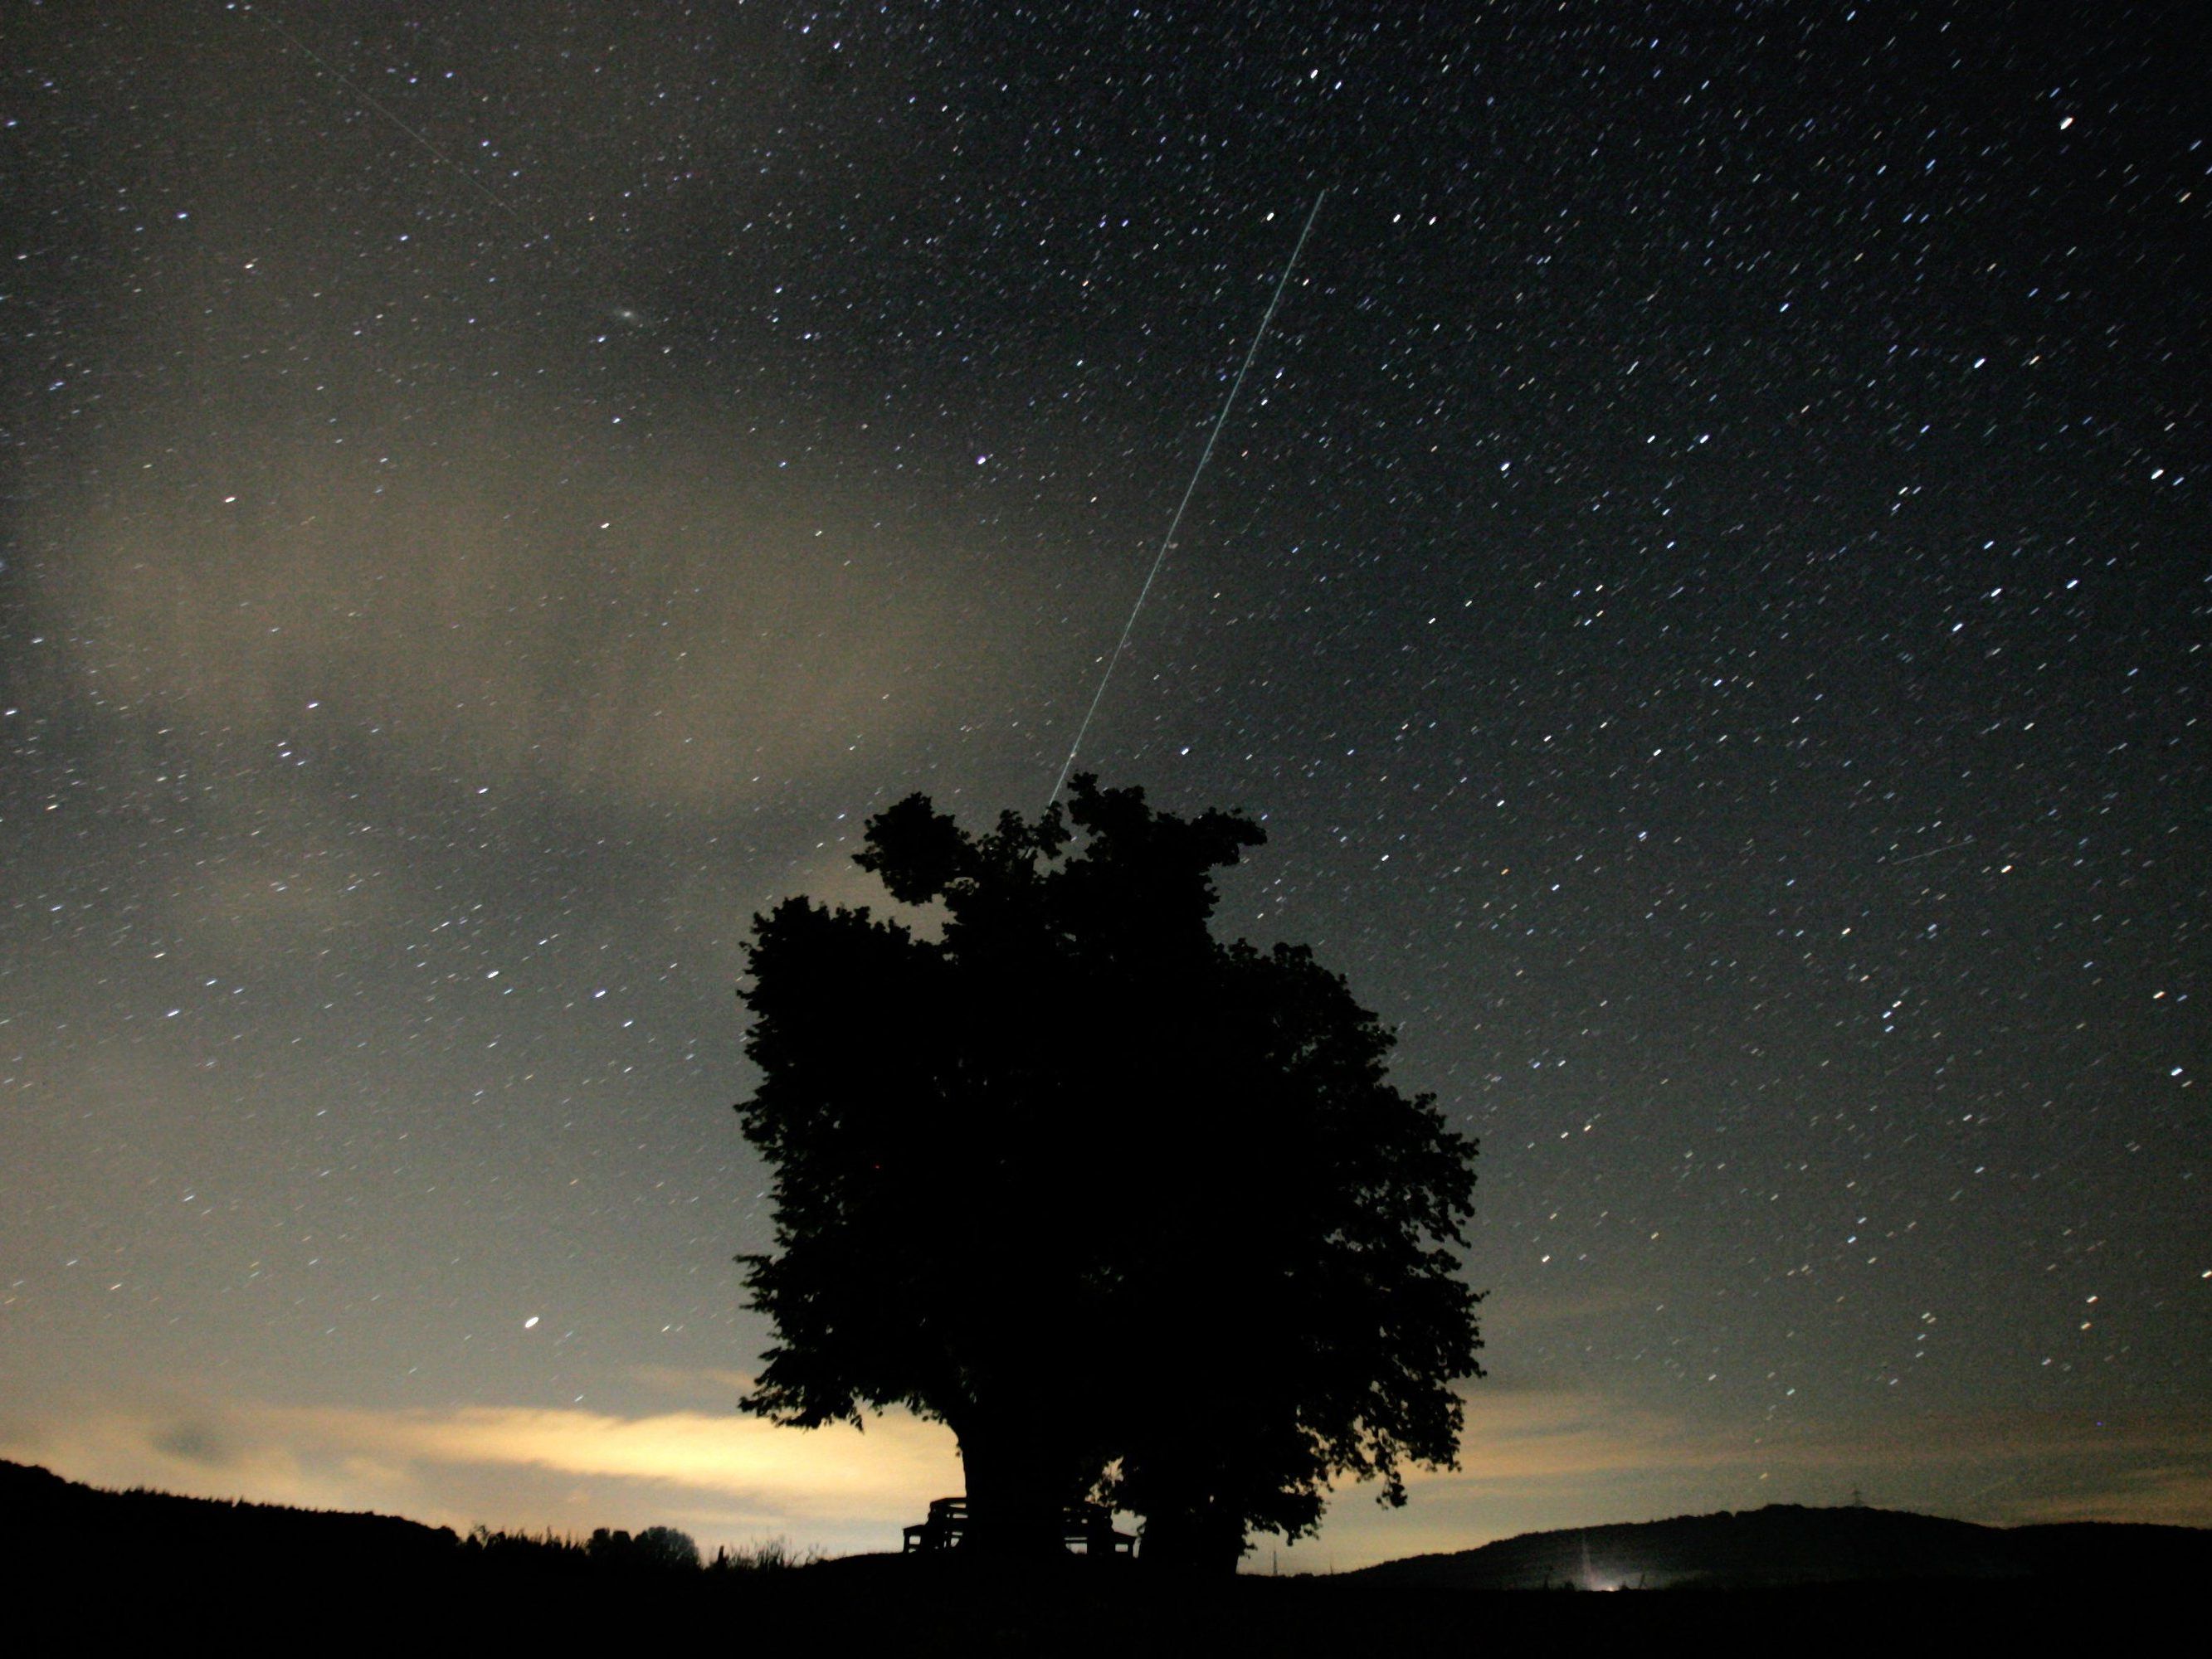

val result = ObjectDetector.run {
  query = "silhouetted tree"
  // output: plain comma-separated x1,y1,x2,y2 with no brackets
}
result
733,777,1481,1567
633,1525,702,1570
585,1524,699,1570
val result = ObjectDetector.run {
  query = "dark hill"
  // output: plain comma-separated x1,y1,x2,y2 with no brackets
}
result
1347,1501,2211,1590
0,1455,462,1575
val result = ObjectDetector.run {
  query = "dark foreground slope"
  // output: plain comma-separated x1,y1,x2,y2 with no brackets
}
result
1344,1500,2212,1593
5,1462,2196,1654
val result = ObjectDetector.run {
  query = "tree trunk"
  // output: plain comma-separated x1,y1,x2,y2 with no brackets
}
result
1137,1504,1247,1576
953,1410,1077,1562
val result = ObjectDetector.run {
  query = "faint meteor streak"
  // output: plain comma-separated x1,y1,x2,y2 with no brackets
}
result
1048,188,1328,807
1886,837,1976,864
239,3,548,241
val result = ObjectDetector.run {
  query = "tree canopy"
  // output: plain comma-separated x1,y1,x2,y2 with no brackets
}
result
734,776,1482,1568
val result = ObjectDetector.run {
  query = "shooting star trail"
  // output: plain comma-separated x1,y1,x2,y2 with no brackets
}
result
1047,188,1328,807
1886,837,1976,864
239,3,550,243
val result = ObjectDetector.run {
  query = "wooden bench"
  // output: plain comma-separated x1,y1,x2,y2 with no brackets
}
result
902,1496,1134,1555
902,1496,968,1553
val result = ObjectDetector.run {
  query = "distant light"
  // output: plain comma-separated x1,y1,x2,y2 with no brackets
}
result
524,1316,539,1329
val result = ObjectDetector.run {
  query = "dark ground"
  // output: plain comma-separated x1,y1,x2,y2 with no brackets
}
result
6,1461,2193,1652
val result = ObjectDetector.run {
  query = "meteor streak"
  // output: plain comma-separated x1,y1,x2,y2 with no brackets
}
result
1047,189,1328,806
240,3,548,242
1886,837,1976,864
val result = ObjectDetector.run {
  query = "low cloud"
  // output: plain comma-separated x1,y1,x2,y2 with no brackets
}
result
1,1389,962,1557
6,1381,2204,1570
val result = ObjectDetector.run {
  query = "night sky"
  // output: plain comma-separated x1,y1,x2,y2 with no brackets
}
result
3,2,2205,1564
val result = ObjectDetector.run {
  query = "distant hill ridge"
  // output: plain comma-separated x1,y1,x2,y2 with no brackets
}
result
1346,1501,2211,1590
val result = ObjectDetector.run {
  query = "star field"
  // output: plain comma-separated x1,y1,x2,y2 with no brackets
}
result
2,2,2205,1555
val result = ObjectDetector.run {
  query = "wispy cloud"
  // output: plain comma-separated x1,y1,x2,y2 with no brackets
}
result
25,415,1042,820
